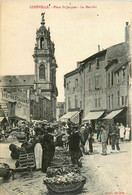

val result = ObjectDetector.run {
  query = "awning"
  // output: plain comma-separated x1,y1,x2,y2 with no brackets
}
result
83,111,104,121
103,109,123,119
71,111,80,123
60,111,79,122
0,117,5,122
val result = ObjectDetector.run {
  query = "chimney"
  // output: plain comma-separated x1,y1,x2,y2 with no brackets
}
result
125,22,129,42
98,45,100,52
77,61,80,68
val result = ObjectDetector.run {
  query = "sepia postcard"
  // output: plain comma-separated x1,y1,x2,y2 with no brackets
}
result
0,1,132,195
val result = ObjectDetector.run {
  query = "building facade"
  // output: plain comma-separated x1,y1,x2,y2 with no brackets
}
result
56,102,66,121
0,13,58,125
64,23,131,129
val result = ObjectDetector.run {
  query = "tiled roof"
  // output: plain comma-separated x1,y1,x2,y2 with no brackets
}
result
107,42,128,61
0,75,35,87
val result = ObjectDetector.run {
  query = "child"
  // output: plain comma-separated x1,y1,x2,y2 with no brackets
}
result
100,125,108,155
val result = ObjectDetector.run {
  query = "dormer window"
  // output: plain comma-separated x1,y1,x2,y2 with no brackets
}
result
96,58,99,69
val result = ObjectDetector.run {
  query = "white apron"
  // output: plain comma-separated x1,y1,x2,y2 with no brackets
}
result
34,143,42,169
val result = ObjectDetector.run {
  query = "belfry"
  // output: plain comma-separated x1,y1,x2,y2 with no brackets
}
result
33,13,58,120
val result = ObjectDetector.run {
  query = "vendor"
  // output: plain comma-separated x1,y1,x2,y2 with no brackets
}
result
41,128,55,173
68,125,83,167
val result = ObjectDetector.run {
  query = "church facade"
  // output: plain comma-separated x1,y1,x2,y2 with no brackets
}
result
0,13,58,125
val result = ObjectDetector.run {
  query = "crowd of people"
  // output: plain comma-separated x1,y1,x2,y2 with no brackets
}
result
1,119,131,173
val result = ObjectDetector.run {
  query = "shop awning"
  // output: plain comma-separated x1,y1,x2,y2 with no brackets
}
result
0,117,5,122
103,109,123,119
60,111,79,122
83,111,104,121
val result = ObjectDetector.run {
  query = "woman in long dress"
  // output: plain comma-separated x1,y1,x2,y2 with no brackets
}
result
32,127,43,170
125,125,130,140
119,123,125,141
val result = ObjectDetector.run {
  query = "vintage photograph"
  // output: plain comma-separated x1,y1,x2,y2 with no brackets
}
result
0,1,132,195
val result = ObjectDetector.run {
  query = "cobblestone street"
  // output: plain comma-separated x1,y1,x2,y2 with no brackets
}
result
0,141,131,195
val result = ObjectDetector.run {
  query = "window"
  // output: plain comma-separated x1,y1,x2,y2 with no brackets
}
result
68,96,71,109
95,98,97,108
111,94,113,109
121,96,124,105
95,75,100,89
75,95,78,108
108,73,110,87
98,98,101,107
67,81,70,90
96,58,99,69
75,79,78,87
40,37,44,49
116,72,119,84
122,69,126,80
111,71,114,86
39,64,45,80
80,101,82,109
88,77,91,89
108,95,110,110
89,63,91,72
117,90,120,106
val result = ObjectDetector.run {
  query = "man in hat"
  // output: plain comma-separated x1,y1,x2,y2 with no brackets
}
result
100,125,108,155
41,128,55,173
110,122,120,153
68,125,83,167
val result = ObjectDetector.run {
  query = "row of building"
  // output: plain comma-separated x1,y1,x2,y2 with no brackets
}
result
60,22,132,129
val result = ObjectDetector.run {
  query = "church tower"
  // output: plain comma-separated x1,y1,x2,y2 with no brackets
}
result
33,13,58,121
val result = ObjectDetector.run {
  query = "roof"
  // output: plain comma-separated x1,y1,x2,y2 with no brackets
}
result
80,49,107,64
107,42,128,62
64,68,80,78
0,75,35,87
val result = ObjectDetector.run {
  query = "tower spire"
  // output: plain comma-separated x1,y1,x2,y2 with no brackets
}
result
41,13,45,26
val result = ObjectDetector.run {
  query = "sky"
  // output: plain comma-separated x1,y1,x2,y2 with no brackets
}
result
0,1,132,101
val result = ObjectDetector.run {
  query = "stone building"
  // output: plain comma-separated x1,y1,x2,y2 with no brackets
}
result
0,13,58,125
56,102,66,121
64,23,131,129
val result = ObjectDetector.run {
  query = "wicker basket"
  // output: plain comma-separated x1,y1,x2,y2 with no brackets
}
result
0,163,10,179
44,178,86,194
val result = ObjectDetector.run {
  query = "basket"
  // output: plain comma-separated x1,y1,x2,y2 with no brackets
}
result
46,164,80,177
0,163,10,179
44,178,86,194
